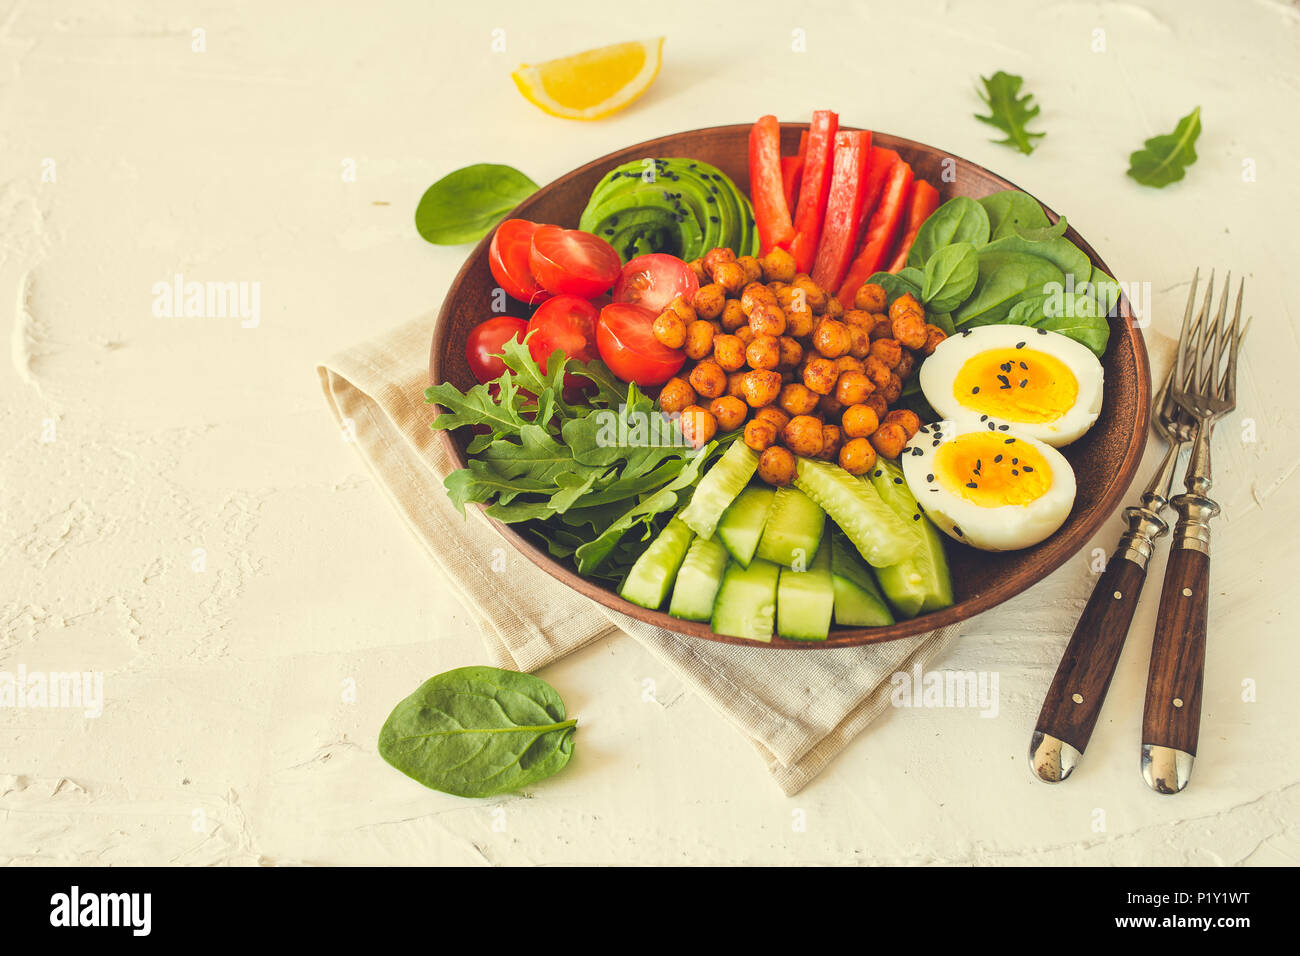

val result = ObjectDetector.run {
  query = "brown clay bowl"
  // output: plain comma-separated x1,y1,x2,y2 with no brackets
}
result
430,123,1150,648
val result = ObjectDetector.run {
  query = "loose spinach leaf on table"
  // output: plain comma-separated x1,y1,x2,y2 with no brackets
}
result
379,667,577,798
415,163,539,245
1127,106,1201,187
975,71,1046,155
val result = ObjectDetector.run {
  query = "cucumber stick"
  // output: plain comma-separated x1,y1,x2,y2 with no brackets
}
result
793,458,912,567
669,535,730,621
755,487,825,569
777,531,834,640
830,530,894,626
711,558,780,642
868,460,954,617
619,517,693,610
716,486,775,568
680,442,760,539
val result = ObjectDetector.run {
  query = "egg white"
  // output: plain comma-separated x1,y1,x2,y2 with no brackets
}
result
919,324,1103,447
899,419,1077,552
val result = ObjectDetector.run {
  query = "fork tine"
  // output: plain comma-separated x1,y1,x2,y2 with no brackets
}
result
1174,269,1200,393
1186,270,1213,400
1203,271,1230,396
1224,280,1246,406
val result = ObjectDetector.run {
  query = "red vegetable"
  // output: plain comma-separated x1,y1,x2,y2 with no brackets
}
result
525,294,600,388
810,130,872,292
529,226,621,299
748,115,795,254
489,220,551,305
837,160,914,305
786,110,840,271
465,316,529,384
853,147,899,245
886,180,941,273
612,253,699,313
596,302,686,386
781,130,810,213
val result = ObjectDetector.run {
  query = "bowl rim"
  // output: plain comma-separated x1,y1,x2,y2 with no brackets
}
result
428,122,1151,649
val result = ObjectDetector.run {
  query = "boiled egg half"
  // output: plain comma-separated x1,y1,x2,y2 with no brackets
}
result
919,325,1103,447
900,420,1077,551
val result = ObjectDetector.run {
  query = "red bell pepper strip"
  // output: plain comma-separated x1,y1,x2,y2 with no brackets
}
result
786,110,839,270
810,130,872,292
780,130,810,213
837,160,914,305
886,180,941,273
853,147,899,249
748,115,795,254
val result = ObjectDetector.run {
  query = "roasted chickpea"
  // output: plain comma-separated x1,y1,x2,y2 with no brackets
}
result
746,334,781,371
836,369,875,406
819,424,844,461
896,350,916,380
703,247,737,276
658,376,695,415
687,258,707,284
653,310,687,349
880,371,904,404
785,305,814,338
813,318,851,358
780,367,797,384
775,284,804,312
668,295,697,323
841,403,880,439
802,355,839,395
869,337,903,369
757,445,796,486
891,310,928,350
688,359,727,399
817,392,844,420
793,276,829,314
782,415,825,457
709,395,748,432
736,255,763,284
777,335,803,368
742,369,783,408
740,282,778,317
679,405,717,448
843,309,874,329
853,283,888,314
744,418,778,452
713,334,746,371
888,292,924,323
868,314,896,341
864,391,889,420
713,260,747,295
883,408,922,441
748,302,787,337
692,283,726,320
726,371,748,400
920,324,948,356
753,405,790,432
864,355,893,388
868,423,908,460
684,320,715,360
839,437,877,475
758,246,797,283
718,298,746,332
825,296,844,320
849,323,873,358
779,382,821,416
734,325,755,347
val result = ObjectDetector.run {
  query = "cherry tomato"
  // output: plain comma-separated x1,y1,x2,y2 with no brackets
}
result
489,219,551,305
612,253,700,313
596,302,686,386
525,295,600,390
465,316,528,384
529,226,621,299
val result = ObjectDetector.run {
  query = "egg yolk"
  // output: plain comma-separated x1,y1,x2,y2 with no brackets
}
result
952,348,1078,423
933,432,1053,507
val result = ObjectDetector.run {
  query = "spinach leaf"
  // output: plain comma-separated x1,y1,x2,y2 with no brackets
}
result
862,270,921,306
1013,215,1069,242
378,667,577,798
979,190,1051,240
1127,106,1201,188
1088,266,1124,319
953,250,1064,327
980,233,1092,286
1004,291,1110,357
907,197,990,267
415,163,538,245
975,71,1045,155
921,242,979,313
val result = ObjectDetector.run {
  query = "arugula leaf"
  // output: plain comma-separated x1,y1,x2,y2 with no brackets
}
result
1127,106,1201,187
427,374,535,453
976,71,1045,155
414,164,538,245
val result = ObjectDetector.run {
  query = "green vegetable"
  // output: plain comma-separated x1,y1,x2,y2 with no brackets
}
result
1006,291,1110,356
1127,106,1201,187
921,242,979,313
907,197,990,267
378,667,576,798
978,191,1051,240
952,250,1064,327
980,233,1092,287
975,71,1045,155
862,269,921,306
414,164,538,245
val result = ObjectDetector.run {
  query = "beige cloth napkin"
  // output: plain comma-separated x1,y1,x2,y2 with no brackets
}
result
317,313,962,794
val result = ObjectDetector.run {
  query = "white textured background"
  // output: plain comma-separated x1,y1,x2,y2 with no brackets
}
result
2,0,1297,865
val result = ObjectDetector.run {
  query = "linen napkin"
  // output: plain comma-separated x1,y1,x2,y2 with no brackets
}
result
317,313,962,795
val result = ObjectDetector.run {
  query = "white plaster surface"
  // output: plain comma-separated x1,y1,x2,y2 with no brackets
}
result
1,0,1298,865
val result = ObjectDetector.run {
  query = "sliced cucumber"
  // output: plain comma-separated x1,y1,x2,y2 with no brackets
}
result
711,558,779,642
669,535,730,621
793,458,913,567
830,530,895,626
679,442,760,539
756,487,825,569
868,460,955,616
619,517,693,610
716,485,775,568
777,531,834,640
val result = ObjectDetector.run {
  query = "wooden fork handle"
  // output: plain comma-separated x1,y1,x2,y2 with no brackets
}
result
1030,554,1147,782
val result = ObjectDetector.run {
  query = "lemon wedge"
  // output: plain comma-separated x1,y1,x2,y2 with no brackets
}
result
512,38,664,121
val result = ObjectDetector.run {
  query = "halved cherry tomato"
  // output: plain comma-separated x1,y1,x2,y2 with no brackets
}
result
525,294,600,394
611,253,699,314
529,226,621,299
489,220,551,305
596,302,686,387
465,316,529,384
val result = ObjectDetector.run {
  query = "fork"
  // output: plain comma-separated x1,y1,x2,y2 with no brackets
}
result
1029,290,1198,783
1141,272,1247,794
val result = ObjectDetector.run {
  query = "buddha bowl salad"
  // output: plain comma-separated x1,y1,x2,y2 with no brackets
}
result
430,109,1121,642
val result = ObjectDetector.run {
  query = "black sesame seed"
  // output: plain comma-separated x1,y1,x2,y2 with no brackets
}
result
874,469,882,478
913,514,921,521
966,481,977,489
1016,341,1026,349
1005,438,1016,444
998,424,1010,431
894,477,903,485
1020,379,1028,388
926,473,934,482
971,386,980,395
1023,465,1034,472
954,525,963,537
997,374,1009,385
1037,328,1047,335
932,439,941,447
1012,469,1019,475
709,216,719,223
919,425,930,434
1019,361,1028,370
706,195,716,204
1012,458,1019,464
604,228,615,236
961,330,972,337
980,414,988,422
912,447,923,456
987,422,995,430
